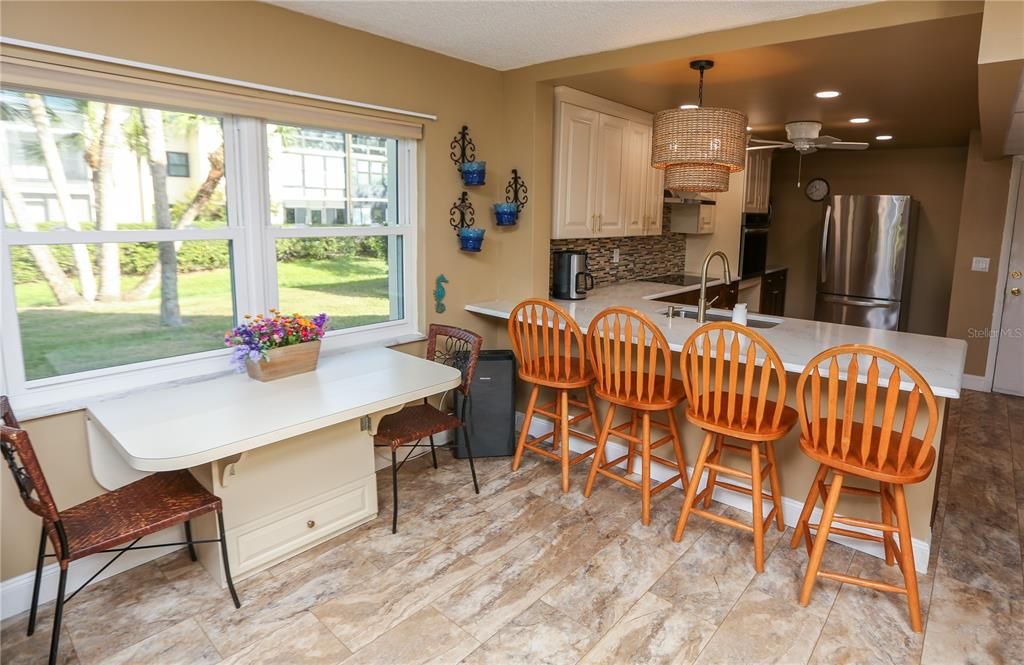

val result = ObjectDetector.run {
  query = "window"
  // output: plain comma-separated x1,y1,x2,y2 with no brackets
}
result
166,151,190,177
1,86,418,406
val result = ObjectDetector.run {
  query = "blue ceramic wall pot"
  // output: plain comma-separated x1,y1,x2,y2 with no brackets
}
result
494,202,518,226
461,160,486,186
458,227,485,252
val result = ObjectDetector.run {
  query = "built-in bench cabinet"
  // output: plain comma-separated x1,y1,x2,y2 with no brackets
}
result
552,86,664,239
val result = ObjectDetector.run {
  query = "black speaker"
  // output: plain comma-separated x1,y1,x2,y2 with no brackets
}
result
454,350,516,458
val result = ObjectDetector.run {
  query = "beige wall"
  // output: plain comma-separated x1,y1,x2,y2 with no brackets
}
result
0,0,510,580
767,147,969,335
947,131,1015,375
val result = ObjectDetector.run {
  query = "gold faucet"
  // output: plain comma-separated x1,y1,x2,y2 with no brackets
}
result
697,250,733,324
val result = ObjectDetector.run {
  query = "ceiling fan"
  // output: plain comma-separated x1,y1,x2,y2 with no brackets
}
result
747,121,869,154
747,121,869,187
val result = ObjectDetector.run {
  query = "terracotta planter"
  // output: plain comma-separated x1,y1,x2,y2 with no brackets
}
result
246,340,321,382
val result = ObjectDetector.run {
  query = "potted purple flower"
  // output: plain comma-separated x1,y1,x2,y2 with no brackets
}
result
224,310,329,381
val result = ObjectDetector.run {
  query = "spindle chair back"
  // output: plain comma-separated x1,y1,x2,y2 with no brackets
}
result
795,344,939,482
508,299,589,388
679,322,789,438
586,307,675,408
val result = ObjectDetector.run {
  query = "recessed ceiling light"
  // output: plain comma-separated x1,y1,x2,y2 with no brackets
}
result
850,117,870,124
875,135,893,141
815,90,841,98
679,104,699,109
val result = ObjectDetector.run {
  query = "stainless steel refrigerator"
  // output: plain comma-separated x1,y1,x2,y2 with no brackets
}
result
814,194,915,331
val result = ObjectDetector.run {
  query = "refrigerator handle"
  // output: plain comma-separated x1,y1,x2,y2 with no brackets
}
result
820,204,832,284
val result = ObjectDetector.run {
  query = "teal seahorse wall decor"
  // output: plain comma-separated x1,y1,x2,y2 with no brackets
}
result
434,274,449,313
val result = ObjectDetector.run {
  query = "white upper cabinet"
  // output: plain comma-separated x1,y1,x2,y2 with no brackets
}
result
743,149,773,214
622,120,650,236
554,103,600,239
552,87,664,239
594,114,628,237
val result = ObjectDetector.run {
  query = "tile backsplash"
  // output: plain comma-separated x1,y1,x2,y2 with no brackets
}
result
549,205,685,289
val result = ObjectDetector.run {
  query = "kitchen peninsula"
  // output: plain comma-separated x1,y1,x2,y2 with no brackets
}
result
466,279,967,570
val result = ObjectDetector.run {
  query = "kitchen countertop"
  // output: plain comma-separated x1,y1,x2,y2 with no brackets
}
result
466,280,966,399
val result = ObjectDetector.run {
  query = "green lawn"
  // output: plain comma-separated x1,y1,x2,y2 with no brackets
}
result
15,256,393,380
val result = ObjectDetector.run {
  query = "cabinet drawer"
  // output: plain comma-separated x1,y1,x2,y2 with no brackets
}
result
229,475,376,575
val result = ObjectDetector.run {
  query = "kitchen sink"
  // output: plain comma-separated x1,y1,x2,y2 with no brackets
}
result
661,307,782,329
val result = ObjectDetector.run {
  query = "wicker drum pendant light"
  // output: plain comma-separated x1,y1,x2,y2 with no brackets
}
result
652,60,747,193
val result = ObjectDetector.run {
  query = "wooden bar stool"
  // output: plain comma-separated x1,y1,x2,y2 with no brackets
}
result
792,344,939,632
583,307,688,525
509,299,599,493
0,396,240,665
674,323,797,572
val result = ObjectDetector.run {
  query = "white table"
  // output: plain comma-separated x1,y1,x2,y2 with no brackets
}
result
86,347,461,581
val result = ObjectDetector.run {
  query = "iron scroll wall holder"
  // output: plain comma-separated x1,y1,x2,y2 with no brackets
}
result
449,191,475,232
450,125,476,169
505,169,528,213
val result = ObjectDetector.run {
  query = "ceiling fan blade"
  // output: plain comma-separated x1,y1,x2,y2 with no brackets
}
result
823,142,869,150
814,135,840,145
749,138,791,145
746,144,789,151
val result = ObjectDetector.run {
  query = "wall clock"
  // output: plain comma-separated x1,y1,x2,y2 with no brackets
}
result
805,178,830,202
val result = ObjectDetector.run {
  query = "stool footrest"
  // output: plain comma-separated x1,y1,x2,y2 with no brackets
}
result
691,507,754,533
711,479,775,503
651,475,683,495
833,515,898,533
808,521,884,543
596,466,641,490
827,483,881,498
704,462,753,481
818,570,907,595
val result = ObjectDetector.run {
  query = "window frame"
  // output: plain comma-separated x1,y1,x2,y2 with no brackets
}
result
165,150,190,177
0,93,421,415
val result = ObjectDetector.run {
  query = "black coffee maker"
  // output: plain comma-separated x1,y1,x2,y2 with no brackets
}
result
551,250,594,300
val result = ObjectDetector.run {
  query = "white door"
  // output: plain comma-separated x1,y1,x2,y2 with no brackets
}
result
622,121,649,236
993,162,1024,395
553,103,600,239
594,114,628,237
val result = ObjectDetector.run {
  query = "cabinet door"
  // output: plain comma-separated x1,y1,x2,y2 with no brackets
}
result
758,150,773,212
743,150,761,213
553,103,600,238
622,121,649,236
594,113,628,237
645,160,665,236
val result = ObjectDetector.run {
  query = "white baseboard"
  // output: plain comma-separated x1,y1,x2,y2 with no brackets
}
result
960,373,990,392
0,527,186,621
517,412,931,573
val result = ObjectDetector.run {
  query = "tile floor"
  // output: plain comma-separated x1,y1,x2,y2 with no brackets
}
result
3,390,1023,664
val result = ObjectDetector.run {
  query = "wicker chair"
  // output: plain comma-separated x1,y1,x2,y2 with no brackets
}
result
0,396,240,665
374,324,483,533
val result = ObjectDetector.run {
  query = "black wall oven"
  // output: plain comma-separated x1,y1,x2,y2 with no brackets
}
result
739,211,771,277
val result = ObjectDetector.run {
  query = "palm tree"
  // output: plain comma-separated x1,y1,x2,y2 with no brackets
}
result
140,108,182,326
24,93,98,301
89,103,127,300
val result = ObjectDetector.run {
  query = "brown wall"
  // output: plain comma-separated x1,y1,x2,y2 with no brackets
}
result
0,0,508,580
767,147,968,335
947,131,1015,375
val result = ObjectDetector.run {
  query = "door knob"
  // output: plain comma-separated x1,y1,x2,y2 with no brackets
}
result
1012,271,1022,279
307,520,316,529
1012,287,1022,297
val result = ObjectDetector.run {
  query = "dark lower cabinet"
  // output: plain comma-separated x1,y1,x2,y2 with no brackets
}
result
655,281,740,309
760,269,787,316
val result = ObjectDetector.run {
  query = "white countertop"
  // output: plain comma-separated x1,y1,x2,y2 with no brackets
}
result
466,281,966,399
86,347,462,471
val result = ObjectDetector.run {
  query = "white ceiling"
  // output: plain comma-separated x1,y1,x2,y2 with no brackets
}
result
266,1,872,71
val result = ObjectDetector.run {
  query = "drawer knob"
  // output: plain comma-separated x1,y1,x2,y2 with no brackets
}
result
307,520,316,529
